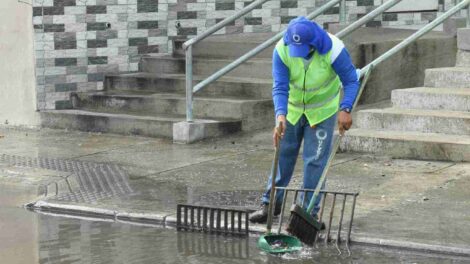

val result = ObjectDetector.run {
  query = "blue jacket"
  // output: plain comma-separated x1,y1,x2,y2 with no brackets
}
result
272,31,360,118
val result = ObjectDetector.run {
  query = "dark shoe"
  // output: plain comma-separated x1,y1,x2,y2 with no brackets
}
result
249,203,282,224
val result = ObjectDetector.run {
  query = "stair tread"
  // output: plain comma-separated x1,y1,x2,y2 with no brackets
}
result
360,107,470,118
394,87,470,95
427,67,470,72
107,72,272,83
346,129,470,144
41,109,239,123
80,90,272,102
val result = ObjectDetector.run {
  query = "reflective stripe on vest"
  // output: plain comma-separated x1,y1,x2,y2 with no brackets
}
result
288,88,340,110
290,75,337,93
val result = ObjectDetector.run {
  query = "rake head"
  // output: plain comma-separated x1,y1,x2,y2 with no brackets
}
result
274,187,359,255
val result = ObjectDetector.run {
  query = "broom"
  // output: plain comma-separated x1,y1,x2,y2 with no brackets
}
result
285,65,372,245
286,135,342,245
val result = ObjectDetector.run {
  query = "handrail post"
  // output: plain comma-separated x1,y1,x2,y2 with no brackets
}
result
467,3,470,27
185,45,194,122
339,0,347,24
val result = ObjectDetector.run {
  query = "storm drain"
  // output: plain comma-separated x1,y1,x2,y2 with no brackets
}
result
0,154,134,203
177,204,249,236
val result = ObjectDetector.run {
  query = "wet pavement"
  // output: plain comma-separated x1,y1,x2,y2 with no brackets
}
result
1,184,470,264
1,126,470,262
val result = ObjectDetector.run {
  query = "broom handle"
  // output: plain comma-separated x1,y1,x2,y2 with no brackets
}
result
266,124,282,234
306,66,373,214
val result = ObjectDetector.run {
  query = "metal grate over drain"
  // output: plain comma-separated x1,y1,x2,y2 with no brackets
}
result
0,154,134,203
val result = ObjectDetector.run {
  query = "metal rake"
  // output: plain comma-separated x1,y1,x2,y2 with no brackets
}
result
275,187,359,256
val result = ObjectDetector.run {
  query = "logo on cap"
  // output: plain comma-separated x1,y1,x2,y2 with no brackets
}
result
292,34,301,43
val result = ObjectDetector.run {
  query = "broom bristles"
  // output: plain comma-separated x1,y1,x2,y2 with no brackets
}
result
286,205,320,245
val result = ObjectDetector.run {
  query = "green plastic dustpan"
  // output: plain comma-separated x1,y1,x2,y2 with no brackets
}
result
257,133,302,254
257,233,302,254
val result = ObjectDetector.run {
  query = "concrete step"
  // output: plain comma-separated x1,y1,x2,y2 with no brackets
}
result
40,109,242,139
105,73,272,99
73,91,274,131
424,67,470,88
173,32,276,59
356,108,470,135
391,87,470,112
456,50,470,67
341,129,470,162
139,55,272,79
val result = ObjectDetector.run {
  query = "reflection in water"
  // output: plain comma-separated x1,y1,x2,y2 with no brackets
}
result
1,184,470,264
34,213,470,264
177,232,250,260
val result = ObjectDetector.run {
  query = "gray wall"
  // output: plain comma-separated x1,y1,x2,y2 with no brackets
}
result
344,28,457,105
0,0,39,127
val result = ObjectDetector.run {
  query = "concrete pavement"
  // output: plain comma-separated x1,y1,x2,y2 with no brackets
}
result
1,126,469,256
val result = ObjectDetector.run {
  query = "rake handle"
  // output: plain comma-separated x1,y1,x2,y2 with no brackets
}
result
306,66,373,214
266,123,282,233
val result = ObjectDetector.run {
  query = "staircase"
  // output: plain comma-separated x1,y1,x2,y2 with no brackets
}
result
40,33,276,141
342,28,470,162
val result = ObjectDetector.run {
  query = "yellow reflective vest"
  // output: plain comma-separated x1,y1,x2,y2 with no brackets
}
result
275,39,341,126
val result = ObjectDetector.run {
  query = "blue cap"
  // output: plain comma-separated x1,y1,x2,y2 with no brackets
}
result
284,17,331,58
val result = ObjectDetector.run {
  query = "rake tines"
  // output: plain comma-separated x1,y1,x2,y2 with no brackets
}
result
177,204,249,236
275,187,359,255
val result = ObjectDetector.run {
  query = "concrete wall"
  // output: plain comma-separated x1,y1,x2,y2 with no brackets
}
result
343,28,457,105
0,0,39,127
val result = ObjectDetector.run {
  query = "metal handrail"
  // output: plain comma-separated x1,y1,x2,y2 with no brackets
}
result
184,0,346,121
192,0,401,94
360,0,470,77
336,0,402,38
183,0,272,121
192,0,343,94
183,0,269,50
184,0,402,121
184,0,470,122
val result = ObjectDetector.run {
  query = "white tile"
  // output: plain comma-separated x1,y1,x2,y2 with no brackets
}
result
67,74,88,83
44,67,67,75
53,15,77,24
64,6,86,15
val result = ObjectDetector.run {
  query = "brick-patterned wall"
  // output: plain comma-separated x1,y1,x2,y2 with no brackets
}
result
31,0,458,110
32,0,168,110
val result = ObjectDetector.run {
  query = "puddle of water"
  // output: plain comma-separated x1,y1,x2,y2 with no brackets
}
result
1,184,470,264
0,185,40,264
34,215,470,264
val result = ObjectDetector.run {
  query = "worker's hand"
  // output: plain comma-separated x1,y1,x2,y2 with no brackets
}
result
338,111,352,136
273,115,286,147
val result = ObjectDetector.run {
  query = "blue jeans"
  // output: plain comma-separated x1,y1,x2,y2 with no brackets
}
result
262,113,337,216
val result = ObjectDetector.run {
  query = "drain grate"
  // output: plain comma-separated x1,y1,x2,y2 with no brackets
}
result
0,154,134,203
177,204,249,236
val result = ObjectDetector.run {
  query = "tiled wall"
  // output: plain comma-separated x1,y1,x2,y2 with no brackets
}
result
31,0,457,110
32,0,168,110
